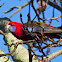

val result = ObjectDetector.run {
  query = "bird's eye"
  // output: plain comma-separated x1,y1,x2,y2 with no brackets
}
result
12,23,15,25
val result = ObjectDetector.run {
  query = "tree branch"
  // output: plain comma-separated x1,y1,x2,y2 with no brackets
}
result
0,49,12,62
3,1,31,18
40,49,62,62
48,1,62,12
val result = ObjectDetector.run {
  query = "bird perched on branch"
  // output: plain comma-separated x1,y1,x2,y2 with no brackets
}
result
0,17,62,41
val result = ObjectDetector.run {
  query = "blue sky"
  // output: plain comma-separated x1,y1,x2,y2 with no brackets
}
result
0,0,62,62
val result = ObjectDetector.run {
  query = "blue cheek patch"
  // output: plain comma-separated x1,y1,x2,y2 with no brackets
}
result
9,26,16,32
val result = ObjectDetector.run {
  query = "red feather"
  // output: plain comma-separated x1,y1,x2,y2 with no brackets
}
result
9,22,23,38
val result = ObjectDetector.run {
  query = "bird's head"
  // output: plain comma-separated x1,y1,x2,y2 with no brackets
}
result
8,22,23,33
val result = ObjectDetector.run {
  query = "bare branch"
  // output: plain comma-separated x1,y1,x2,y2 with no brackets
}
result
40,49,62,62
0,45,17,56
0,30,6,36
0,49,12,62
8,1,31,18
3,6,19,14
39,16,62,21
3,1,31,18
0,3,4,7
47,0,62,12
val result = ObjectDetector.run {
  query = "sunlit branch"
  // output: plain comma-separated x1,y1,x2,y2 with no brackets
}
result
39,16,62,21
3,1,31,18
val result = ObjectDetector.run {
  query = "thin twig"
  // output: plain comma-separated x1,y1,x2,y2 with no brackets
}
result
31,0,40,21
0,30,6,36
39,16,62,21
0,3,4,7
3,1,31,18
0,45,17,56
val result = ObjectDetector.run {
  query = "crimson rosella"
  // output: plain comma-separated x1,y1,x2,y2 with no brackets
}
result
8,21,62,40
0,17,62,41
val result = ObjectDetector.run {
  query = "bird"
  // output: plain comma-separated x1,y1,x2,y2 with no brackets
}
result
8,21,62,40
0,17,62,41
